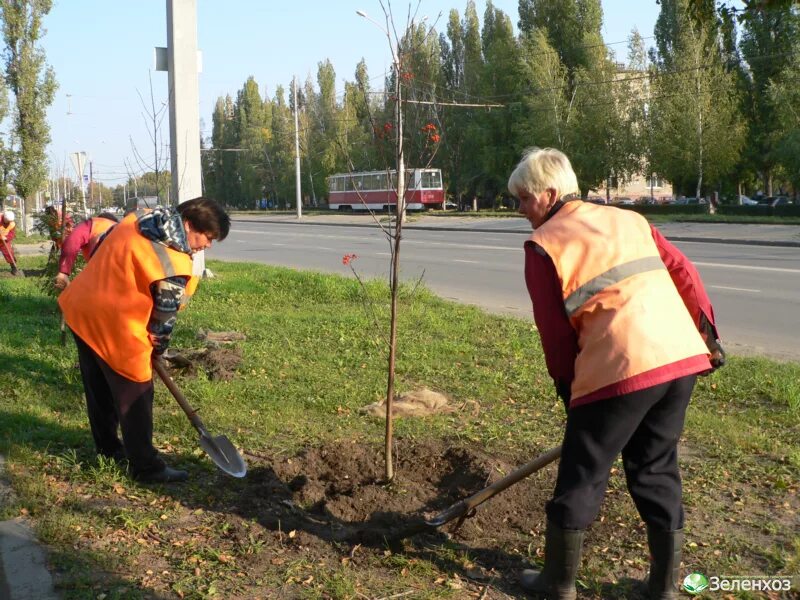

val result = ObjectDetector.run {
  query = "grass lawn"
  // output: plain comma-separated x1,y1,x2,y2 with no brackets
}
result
0,256,798,599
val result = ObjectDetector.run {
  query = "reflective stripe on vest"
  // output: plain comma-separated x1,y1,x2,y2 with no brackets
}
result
531,201,708,400
149,239,177,277
564,255,666,316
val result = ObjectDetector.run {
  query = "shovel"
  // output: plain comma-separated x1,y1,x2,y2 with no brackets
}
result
387,445,562,541
0,237,24,277
153,359,247,478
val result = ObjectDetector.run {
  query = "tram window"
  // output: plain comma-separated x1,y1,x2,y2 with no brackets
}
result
421,170,441,189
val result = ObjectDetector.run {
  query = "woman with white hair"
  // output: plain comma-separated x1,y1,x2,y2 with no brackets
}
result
0,210,18,274
508,148,724,600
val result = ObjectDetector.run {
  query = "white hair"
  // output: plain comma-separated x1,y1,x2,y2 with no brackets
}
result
507,147,580,199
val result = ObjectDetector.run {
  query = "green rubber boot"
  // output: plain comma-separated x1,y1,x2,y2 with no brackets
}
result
646,526,683,600
520,521,585,599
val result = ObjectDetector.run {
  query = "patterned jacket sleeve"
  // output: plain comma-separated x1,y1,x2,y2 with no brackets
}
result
148,276,189,354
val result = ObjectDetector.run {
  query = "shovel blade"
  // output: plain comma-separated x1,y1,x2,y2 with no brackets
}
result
198,433,247,478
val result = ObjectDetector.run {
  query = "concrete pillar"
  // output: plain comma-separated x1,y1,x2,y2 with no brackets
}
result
164,0,206,275
166,0,202,204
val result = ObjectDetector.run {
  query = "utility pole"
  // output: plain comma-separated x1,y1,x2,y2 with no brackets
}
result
157,0,204,273
89,160,94,210
70,151,88,217
293,76,302,219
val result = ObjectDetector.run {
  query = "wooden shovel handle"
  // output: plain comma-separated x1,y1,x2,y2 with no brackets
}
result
426,445,562,527
152,359,207,433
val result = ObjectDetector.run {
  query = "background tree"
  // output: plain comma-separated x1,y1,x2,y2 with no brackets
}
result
517,0,604,75
477,2,517,205
270,83,298,207
398,19,444,169
739,5,800,195
650,0,745,197
514,29,571,153
235,77,270,208
458,1,486,203
130,72,169,203
438,9,468,205
768,36,800,197
0,0,57,200
0,76,10,195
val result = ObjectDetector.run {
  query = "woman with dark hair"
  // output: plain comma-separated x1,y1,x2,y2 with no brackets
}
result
59,197,230,483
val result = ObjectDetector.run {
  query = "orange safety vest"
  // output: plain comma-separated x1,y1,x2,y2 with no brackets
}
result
531,201,709,400
81,217,117,261
59,212,199,382
0,220,15,239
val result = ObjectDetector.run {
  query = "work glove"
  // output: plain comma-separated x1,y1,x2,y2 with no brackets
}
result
708,338,726,372
699,313,725,373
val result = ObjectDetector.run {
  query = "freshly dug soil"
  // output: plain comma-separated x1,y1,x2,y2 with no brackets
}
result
165,346,243,381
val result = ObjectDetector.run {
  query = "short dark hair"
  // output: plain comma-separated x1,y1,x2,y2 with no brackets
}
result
177,197,230,241
97,212,119,222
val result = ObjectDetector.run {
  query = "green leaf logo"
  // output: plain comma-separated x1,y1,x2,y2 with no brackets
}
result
683,572,709,595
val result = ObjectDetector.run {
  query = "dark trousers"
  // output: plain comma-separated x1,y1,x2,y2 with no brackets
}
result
546,375,696,532
74,334,165,476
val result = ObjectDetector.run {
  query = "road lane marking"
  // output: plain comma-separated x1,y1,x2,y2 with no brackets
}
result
232,229,797,271
231,228,522,251
709,285,761,293
694,261,800,274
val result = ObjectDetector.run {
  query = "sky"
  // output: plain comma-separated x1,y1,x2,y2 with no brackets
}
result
39,0,662,188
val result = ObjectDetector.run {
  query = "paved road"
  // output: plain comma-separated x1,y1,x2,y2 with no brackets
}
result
209,218,800,361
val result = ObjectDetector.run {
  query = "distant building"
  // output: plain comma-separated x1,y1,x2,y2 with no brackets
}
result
595,64,674,203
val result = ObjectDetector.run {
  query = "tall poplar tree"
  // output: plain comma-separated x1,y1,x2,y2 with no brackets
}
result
478,2,518,202
768,37,800,196
740,6,800,194
651,0,744,197
517,0,603,75
0,0,57,199
235,77,269,206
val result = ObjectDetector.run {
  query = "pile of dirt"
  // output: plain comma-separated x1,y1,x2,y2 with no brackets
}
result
163,346,243,381
235,438,553,554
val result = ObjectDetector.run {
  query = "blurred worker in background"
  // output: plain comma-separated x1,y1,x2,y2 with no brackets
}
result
54,211,119,289
43,205,74,252
0,210,18,274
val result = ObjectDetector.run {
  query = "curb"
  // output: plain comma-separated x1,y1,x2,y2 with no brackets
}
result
0,519,59,600
231,218,800,248
0,455,59,600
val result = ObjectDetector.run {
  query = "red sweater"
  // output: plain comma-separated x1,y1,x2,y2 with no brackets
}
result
525,222,716,408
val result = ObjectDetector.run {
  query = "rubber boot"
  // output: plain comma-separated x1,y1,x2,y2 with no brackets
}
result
646,526,683,600
520,520,585,599
134,465,188,484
